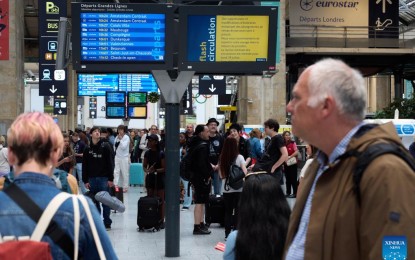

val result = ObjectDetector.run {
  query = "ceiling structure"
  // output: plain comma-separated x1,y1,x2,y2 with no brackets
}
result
23,0,415,78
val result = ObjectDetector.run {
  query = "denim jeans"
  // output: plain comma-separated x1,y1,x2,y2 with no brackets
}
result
73,163,87,194
181,177,192,208
89,177,112,227
212,171,222,195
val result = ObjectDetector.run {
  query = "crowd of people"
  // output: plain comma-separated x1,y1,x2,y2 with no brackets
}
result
0,58,415,259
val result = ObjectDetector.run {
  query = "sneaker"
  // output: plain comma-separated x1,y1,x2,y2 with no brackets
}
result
193,228,211,235
288,194,296,198
160,222,165,229
123,188,128,193
200,223,211,232
105,225,111,230
181,207,189,211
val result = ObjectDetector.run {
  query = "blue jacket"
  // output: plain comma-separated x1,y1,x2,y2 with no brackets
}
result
223,230,238,260
248,137,263,160
0,172,118,260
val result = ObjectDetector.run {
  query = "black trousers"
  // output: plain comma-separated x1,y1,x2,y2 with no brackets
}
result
285,164,298,195
223,192,241,236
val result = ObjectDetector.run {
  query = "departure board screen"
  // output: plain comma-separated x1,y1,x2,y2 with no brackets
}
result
106,91,126,104
179,6,277,74
77,73,158,96
80,13,165,62
118,74,158,92
106,106,126,119
128,92,147,105
72,3,174,72
78,74,119,96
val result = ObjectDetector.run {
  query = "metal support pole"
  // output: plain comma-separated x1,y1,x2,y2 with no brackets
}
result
152,70,195,257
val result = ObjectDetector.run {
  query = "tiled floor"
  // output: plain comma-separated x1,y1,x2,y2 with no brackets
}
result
106,185,295,260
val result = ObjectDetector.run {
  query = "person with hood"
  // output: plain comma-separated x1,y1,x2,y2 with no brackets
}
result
285,58,415,260
82,127,115,230
188,124,213,235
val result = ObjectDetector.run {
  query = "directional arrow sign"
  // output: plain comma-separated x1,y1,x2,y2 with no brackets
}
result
39,64,67,96
208,84,216,93
50,85,57,94
199,75,226,95
53,96,67,115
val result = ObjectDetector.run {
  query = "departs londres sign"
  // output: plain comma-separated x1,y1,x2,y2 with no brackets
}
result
289,0,399,39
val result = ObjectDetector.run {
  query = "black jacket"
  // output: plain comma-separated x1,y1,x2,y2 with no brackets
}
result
188,136,212,184
82,139,115,183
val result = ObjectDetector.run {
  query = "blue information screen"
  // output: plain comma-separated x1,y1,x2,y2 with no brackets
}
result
78,74,118,96
78,74,158,96
106,92,125,104
106,106,126,118
80,13,165,62
119,74,158,92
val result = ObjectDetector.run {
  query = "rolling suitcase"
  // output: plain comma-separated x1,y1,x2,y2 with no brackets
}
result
137,170,162,231
130,163,145,186
137,196,162,231
205,194,225,226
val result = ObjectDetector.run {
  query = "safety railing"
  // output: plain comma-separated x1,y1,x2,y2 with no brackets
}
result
286,25,415,49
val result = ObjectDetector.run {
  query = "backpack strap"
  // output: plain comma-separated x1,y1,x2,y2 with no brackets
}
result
337,142,415,206
4,184,76,258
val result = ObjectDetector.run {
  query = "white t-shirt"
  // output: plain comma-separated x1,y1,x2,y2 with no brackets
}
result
0,146,9,175
300,158,314,179
221,154,246,193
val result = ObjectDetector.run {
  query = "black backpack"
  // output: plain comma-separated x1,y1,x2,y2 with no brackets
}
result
180,143,205,182
338,142,415,206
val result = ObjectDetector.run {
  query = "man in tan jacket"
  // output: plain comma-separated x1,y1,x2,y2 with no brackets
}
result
285,58,415,260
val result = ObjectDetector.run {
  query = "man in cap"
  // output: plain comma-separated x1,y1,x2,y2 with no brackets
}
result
206,118,224,195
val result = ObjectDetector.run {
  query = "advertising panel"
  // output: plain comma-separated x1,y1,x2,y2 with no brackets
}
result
0,0,9,60
289,0,398,40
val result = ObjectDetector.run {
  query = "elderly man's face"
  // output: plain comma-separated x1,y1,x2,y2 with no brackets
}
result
287,69,318,143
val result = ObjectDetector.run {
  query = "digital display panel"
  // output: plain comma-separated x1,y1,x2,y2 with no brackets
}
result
78,74,118,96
127,106,147,119
80,13,165,62
118,74,158,92
179,6,277,74
77,73,158,96
187,15,269,62
128,92,147,105
106,91,126,104
72,3,174,72
106,105,126,119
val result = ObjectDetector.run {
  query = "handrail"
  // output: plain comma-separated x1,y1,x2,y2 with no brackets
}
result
286,25,415,49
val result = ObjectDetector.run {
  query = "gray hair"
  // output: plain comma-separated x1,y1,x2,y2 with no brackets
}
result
307,58,367,121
